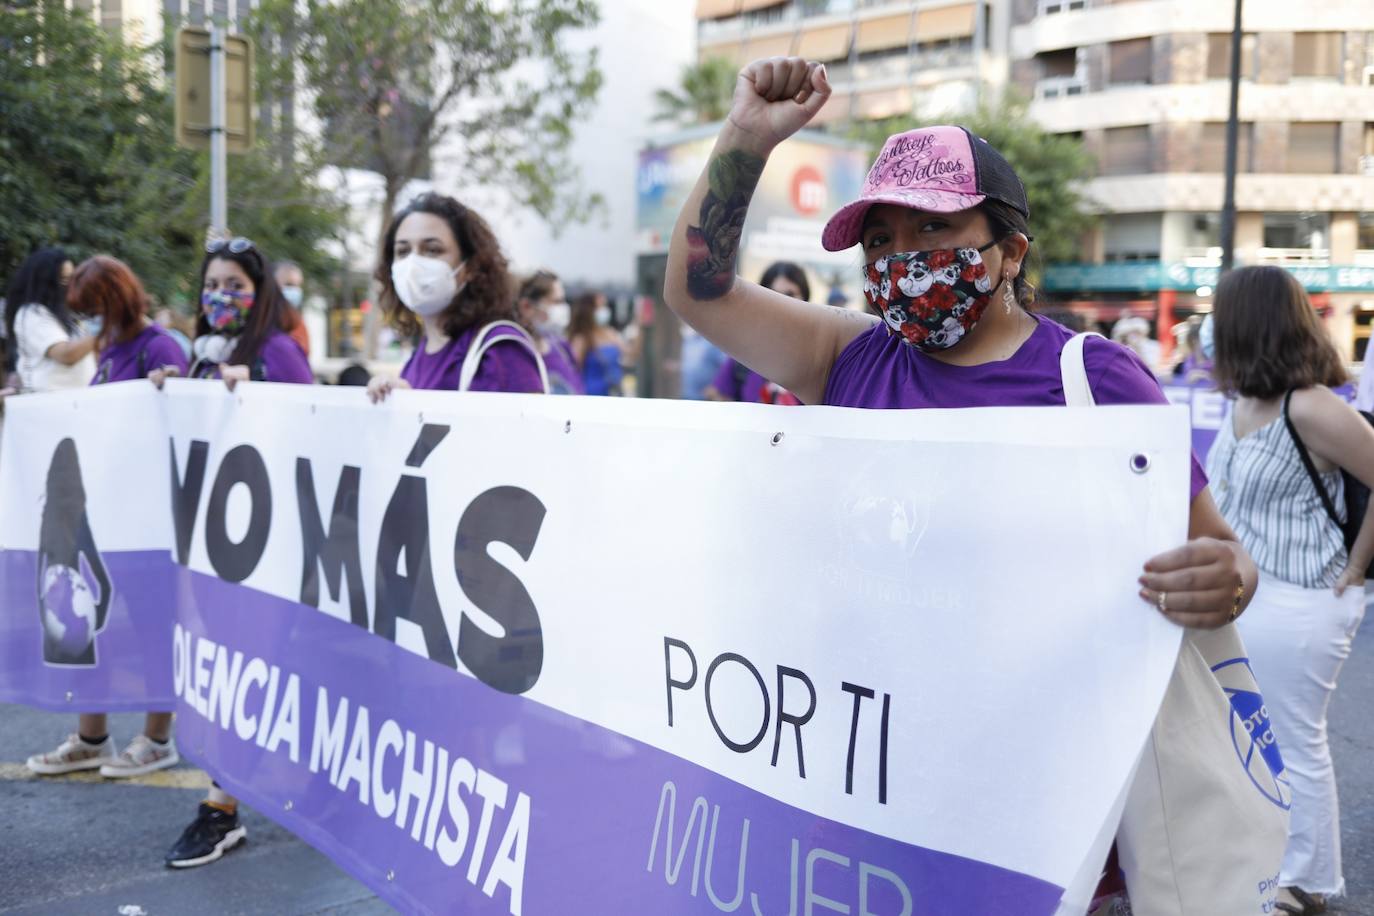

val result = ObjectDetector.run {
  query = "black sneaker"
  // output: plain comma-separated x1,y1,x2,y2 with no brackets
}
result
164,803,247,868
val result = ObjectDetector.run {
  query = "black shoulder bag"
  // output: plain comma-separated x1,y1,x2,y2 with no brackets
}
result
1281,389,1374,577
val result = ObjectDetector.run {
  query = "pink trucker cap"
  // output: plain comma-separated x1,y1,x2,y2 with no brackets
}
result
821,125,1029,252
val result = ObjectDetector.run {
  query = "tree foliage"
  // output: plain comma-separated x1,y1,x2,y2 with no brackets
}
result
254,0,605,236
851,94,1097,275
652,57,739,127
0,1,344,307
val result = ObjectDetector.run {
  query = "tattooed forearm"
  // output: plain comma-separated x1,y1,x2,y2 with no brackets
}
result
685,149,765,300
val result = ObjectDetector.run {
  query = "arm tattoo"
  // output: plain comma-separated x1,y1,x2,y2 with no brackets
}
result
685,149,765,300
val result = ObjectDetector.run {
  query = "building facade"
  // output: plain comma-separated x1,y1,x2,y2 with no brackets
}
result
694,0,1374,362
694,0,1010,123
1011,0,1374,359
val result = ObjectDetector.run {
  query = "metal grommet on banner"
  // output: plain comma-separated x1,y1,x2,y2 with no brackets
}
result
1129,453,1151,474
564,420,572,434
65,690,73,702
771,432,784,446
387,870,395,881
284,800,293,811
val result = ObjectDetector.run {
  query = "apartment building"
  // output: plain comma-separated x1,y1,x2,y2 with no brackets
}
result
1011,0,1374,358
694,0,1011,124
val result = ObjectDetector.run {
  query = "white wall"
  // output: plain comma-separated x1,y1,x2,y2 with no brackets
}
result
428,0,699,289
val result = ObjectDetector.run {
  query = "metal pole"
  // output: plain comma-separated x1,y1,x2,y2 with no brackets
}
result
209,21,228,238
1218,0,1243,274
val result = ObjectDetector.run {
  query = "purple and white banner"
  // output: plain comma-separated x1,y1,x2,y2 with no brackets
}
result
0,382,1192,915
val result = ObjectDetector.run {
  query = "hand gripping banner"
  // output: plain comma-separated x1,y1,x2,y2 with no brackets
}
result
0,381,1192,915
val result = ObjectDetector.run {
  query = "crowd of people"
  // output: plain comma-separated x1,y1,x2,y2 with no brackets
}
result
0,52,1370,915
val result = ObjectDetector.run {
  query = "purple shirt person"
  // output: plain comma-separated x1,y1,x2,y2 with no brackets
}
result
513,269,584,395
370,193,547,402
825,316,1209,499
186,237,315,391
93,324,188,384
663,64,1257,638
707,261,810,406
25,255,182,788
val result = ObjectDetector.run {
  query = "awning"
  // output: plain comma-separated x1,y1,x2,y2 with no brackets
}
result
739,0,788,11
855,86,912,120
744,32,798,60
695,0,740,20
916,3,977,42
796,23,852,62
699,41,749,67
855,12,912,53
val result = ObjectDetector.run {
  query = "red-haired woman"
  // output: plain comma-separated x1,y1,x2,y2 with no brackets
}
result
24,255,187,781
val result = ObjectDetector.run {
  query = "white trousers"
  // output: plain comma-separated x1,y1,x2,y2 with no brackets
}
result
1238,573,1365,896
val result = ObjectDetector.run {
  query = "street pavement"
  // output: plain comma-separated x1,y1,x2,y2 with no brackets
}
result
1,628,1371,915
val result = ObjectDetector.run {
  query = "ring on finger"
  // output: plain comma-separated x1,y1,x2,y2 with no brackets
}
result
1157,590,1168,613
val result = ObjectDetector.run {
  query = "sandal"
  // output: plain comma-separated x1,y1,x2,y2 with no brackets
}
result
1275,886,1327,915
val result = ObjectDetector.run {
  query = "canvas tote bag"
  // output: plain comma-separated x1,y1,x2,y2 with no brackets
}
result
1060,332,1288,916
458,320,551,394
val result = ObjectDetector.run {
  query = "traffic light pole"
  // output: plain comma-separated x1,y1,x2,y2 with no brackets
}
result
209,22,228,238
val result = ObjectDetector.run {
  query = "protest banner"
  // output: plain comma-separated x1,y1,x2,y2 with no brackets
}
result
0,382,1195,914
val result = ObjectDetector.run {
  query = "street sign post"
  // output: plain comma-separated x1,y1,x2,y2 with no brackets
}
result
174,27,254,155
175,26,254,238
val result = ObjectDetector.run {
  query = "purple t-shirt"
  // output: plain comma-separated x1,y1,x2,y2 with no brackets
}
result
541,334,584,395
92,325,188,384
190,330,314,384
400,326,544,393
824,318,1208,499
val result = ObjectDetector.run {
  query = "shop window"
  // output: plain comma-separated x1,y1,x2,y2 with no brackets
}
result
1262,212,1329,252
1358,213,1374,251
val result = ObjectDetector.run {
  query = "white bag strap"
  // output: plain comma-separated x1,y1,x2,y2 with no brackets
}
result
1059,331,1104,408
458,320,550,394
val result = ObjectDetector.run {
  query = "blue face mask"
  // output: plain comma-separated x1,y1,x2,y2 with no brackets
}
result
1199,314,1215,360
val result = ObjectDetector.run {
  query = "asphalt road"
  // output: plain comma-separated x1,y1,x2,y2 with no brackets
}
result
1,626,1370,915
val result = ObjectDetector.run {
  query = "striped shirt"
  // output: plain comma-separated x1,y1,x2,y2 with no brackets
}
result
1207,398,1346,589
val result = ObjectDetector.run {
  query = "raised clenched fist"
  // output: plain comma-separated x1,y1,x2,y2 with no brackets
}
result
727,57,831,153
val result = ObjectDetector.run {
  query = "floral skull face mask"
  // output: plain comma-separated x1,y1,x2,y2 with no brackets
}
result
862,241,998,352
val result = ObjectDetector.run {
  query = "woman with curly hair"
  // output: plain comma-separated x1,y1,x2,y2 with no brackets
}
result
367,192,546,401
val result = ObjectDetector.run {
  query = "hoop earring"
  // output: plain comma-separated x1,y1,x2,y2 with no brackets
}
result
1003,277,1016,315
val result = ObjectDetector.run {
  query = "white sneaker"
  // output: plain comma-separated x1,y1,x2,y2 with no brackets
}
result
100,734,180,778
26,733,115,775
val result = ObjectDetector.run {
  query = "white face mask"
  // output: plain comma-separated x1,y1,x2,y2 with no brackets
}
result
391,254,465,317
595,306,612,325
281,286,303,308
538,302,570,336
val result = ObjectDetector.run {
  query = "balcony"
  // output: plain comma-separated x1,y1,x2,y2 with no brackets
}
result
1256,247,1331,266
1035,75,1086,100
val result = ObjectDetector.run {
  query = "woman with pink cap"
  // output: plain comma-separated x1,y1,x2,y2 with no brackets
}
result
664,56,1258,909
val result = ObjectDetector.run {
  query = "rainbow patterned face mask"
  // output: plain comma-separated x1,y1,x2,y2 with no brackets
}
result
862,242,997,352
201,289,254,333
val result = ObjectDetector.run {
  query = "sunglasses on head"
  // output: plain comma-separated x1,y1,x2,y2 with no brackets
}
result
205,237,256,255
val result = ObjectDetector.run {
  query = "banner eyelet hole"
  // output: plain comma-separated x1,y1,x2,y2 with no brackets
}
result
1130,453,1151,474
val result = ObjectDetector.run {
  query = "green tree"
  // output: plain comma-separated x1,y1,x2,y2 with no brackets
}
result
254,0,605,241
0,2,345,307
851,94,1097,276
652,57,739,127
